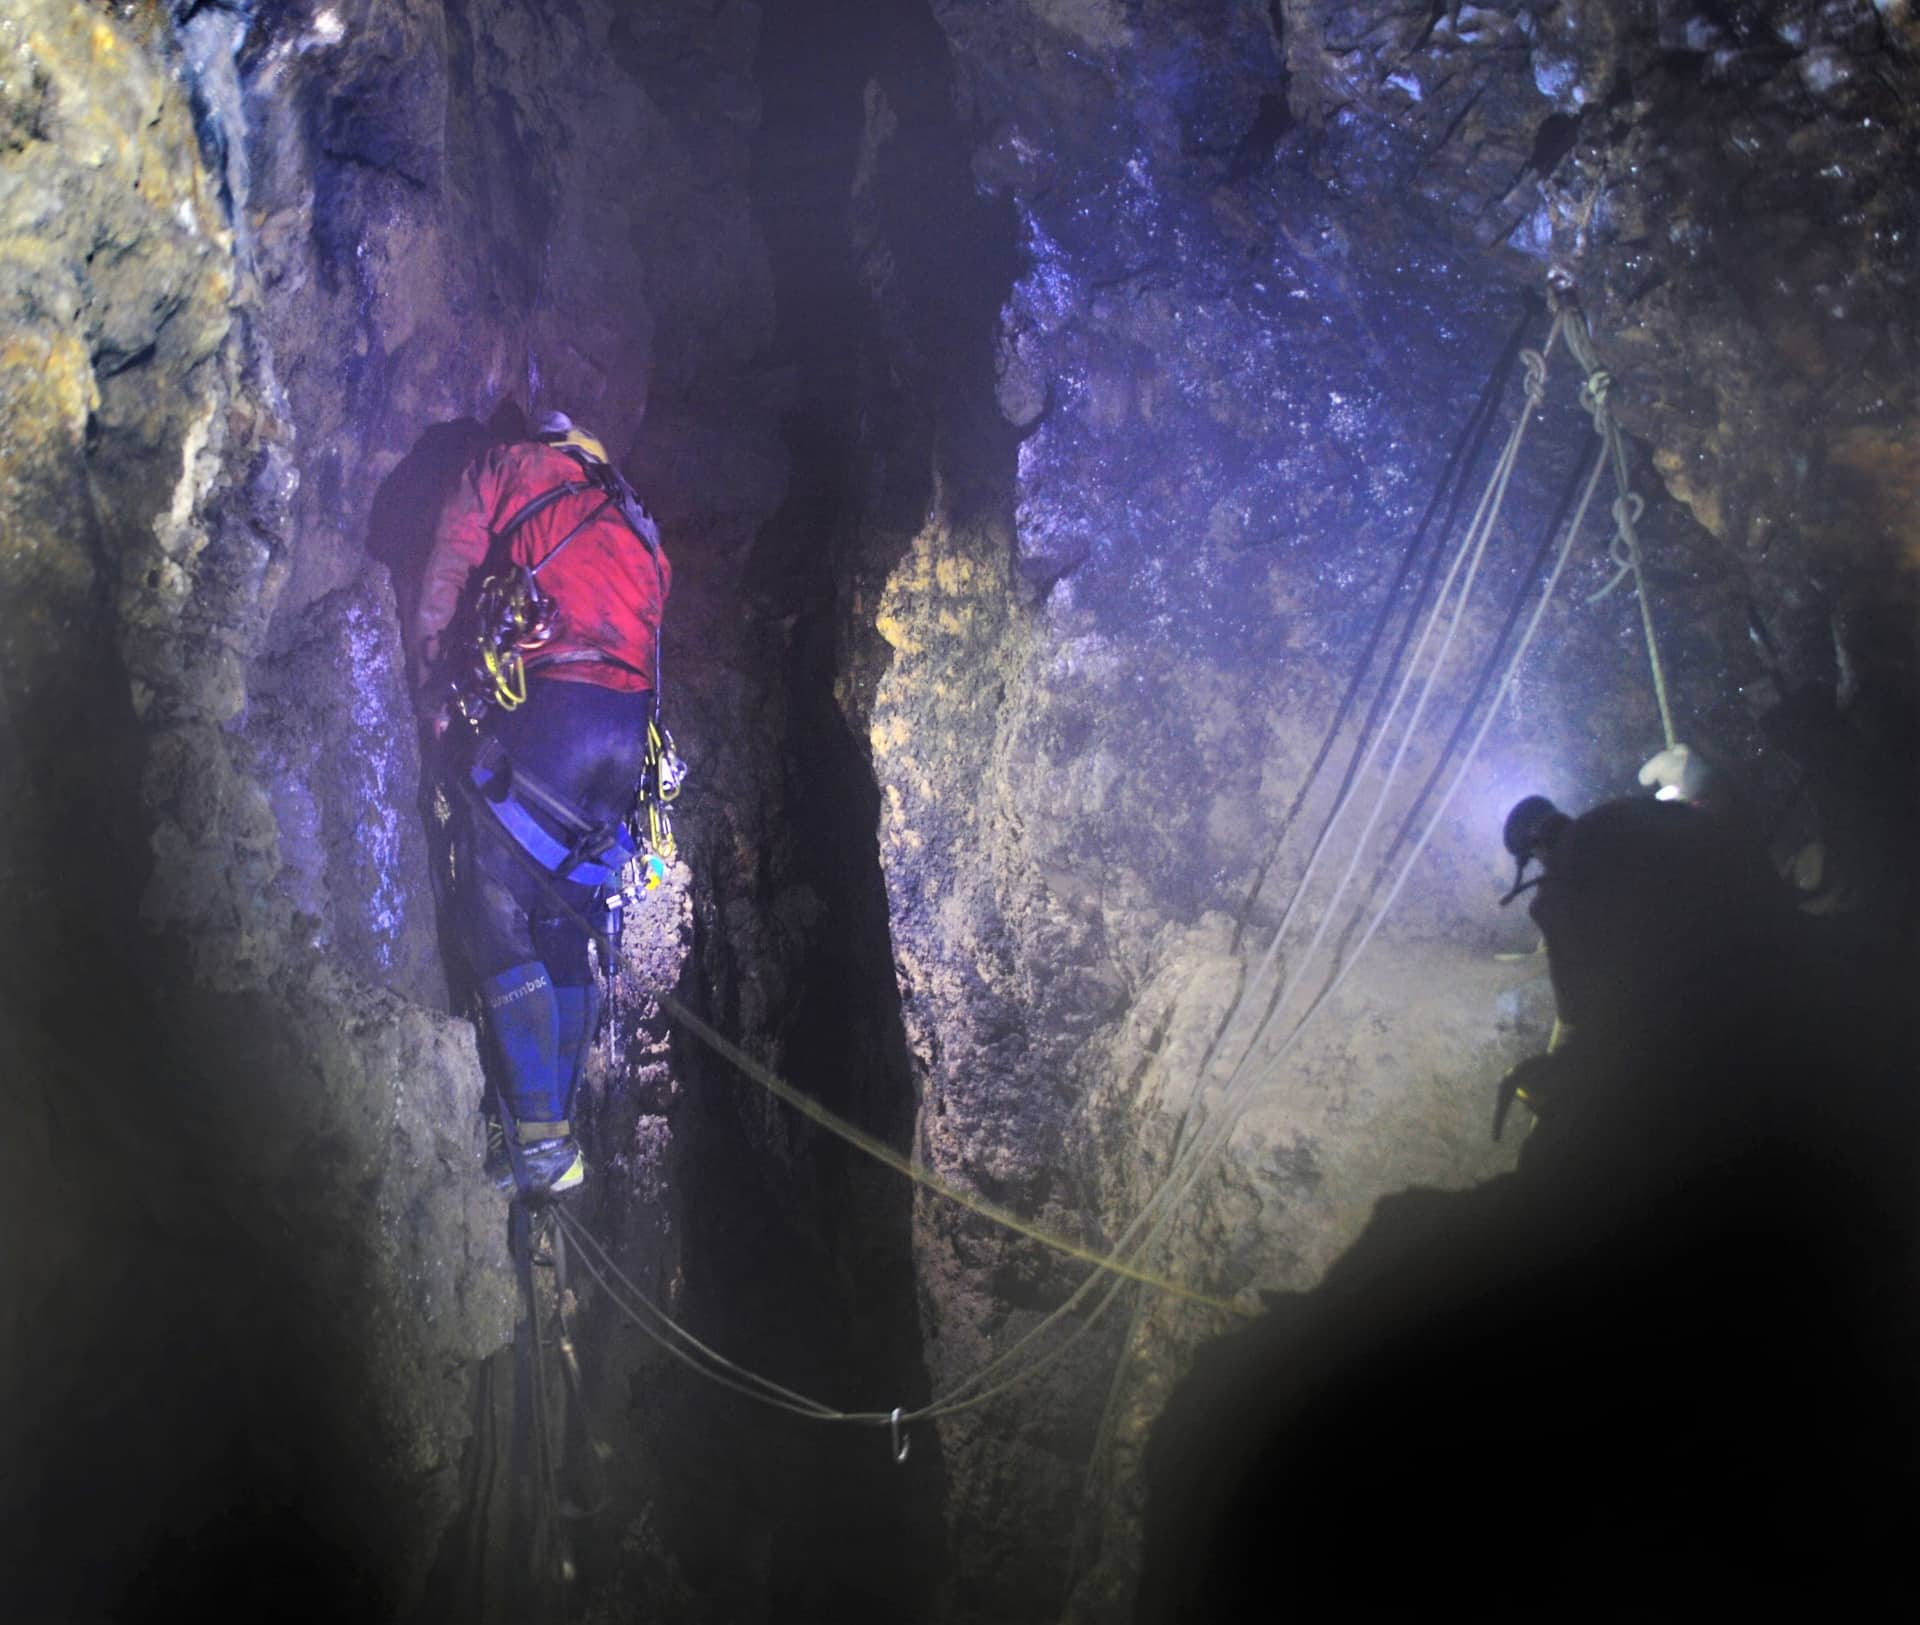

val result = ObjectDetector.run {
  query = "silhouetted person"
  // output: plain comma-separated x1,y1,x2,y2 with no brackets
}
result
1140,794,1917,1620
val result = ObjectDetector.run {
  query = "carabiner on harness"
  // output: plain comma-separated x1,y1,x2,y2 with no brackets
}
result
608,722,690,909
456,565,558,722
648,718,687,804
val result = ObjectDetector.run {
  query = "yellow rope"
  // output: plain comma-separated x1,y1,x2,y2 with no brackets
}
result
571,308,1614,1432
656,992,1245,1316
592,294,1618,1429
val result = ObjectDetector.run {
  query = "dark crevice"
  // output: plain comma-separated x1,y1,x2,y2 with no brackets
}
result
1408,0,1449,56
611,1,1029,1617
1527,111,1581,180
319,145,432,188
1228,91,1296,179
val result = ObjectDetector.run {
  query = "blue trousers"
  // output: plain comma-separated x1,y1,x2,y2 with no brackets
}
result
458,680,651,1132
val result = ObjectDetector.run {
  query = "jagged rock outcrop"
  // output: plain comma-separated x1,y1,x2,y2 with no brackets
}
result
0,2,761,1615
1,5,510,1614
840,2,1919,1618
4,1,1913,1620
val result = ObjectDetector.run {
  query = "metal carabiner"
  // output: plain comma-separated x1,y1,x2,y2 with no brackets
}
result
890,1407,910,1466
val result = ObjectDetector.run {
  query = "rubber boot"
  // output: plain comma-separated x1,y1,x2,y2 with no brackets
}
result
480,964,583,1195
553,979,602,1126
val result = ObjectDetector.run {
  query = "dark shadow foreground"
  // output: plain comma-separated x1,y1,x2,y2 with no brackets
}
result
1141,801,1919,1619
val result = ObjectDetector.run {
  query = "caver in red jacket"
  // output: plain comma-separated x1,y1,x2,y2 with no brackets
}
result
415,436,671,699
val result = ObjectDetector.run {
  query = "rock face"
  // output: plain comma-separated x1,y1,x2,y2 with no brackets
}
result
852,1,1919,1618
0,1,756,1616
2,1,1914,1621
0,5,507,1615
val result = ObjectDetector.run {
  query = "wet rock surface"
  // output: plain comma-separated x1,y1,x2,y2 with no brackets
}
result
3,1,1914,1621
1,4,513,1615
2,1,736,1616
860,1,1919,1617
8,1,934,1621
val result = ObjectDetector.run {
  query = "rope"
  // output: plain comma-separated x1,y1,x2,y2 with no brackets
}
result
473,295,1627,1448
1325,430,1605,958
556,1207,857,1421
463,835,1201,1424
1192,314,1556,1123
1058,380,1611,1462
1294,440,1610,1044
547,1221,610,1519
1080,313,1600,1488
527,303,1610,1448
558,1187,1153,1427
1171,324,1606,1258
1225,306,1534,958
1169,333,1609,1252
656,992,1243,1315
512,1202,574,1609
453,738,1238,1312
1205,315,1565,1088
1564,306,1677,750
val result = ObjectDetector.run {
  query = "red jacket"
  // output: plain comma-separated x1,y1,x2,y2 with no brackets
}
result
416,440,671,696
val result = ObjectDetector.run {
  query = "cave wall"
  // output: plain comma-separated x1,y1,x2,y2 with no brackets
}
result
0,1,770,1614
841,2,1919,1618
4,1,1914,1620
3,2,904,1620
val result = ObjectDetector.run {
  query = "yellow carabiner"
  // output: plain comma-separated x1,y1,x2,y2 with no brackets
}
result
486,644,528,710
647,800,676,865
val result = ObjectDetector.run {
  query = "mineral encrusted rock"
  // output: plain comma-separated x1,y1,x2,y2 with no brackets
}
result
852,2,1919,1617
3,2,1914,1620
0,1,726,1612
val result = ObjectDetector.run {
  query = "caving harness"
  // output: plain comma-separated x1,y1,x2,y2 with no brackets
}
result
450,442,687,905
468,718,684,912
